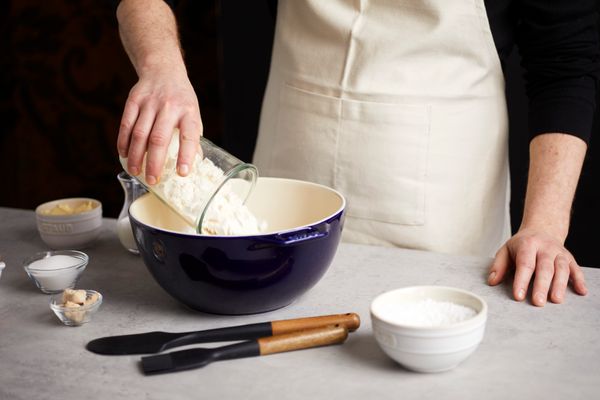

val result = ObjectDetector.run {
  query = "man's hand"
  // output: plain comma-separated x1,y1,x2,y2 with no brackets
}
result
116,0,202,184
117,67,202,184
487,133,588,306
488,228,587,306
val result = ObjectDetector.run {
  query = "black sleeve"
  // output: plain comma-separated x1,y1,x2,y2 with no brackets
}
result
516,0,600,143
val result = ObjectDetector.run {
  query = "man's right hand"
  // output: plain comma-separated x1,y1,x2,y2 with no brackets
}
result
116,0,202,185
117,65,203,185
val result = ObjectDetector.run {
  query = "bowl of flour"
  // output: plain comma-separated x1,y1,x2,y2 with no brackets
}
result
370,286,487,373
129,177,345,315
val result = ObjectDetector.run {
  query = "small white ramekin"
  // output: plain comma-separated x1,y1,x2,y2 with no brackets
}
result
35,198,102,249
371,286,487,373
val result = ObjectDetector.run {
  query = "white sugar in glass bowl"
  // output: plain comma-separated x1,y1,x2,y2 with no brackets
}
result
370,286,487,373
23,250,88,294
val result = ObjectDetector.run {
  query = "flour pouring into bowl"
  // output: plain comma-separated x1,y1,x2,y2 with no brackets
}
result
120,130,265,235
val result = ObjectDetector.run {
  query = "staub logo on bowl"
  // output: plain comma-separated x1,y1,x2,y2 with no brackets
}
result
39,223,73,234
152,240,166,263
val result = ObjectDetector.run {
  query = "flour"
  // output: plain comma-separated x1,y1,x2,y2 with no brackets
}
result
385,298,477,327
143,134,266,236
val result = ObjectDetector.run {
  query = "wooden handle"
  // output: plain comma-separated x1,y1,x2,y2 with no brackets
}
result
258,325,348,356
271,313,360,335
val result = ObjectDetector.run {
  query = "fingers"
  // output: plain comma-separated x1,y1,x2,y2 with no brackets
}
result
549,255,570,304
177,114,203,176
512,242,537,302
127,106,157,177
495,230,588,306
117,98,140,158
145,107,179,184
118,75,202,181
530,253,554,307
569,261,588,296
488,245,510,286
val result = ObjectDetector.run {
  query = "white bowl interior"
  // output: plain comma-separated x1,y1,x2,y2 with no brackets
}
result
129,177,345,235
371,286,486,328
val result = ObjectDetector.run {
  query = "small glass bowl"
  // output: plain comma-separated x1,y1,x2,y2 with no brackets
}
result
50,290,103,326
23,250,88,294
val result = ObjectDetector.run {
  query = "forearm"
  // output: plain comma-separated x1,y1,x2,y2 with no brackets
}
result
519,133,587,241
116,0,185,77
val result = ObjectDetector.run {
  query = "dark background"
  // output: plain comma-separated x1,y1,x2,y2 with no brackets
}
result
1,1,598,265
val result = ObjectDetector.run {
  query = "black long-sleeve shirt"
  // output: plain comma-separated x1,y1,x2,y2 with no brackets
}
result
486,0,600,143
118,0,600,142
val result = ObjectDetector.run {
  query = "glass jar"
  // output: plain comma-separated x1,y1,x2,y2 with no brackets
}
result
117,171,148,254
119,134,257,234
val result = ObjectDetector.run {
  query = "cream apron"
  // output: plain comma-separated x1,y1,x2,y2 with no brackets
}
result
253,0,511,257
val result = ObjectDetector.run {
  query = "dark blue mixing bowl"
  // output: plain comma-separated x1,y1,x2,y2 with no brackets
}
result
129,178,345,315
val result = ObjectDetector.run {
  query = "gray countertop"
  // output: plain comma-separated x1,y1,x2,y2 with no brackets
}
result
1,207,599,400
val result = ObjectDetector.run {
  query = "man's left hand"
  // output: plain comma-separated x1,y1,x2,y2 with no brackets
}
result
488,228,587,306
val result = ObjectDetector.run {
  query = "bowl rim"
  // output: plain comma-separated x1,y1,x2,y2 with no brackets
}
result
129,177,347,238
370,285,488,331
23,250,89,272
49,289,103,312
35,197,102,218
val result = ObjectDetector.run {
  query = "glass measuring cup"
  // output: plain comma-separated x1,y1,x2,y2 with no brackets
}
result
117,171,148,253
119,133,257,234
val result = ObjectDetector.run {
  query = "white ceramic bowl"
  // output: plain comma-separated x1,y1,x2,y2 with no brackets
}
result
35,198,102,249
370,286,487,373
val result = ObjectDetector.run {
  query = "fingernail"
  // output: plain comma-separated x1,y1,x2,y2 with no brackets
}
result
146,175,156,185
535,293,546,306
178,164,189,176
488,271,496,283
129,166,139,176
517,289,525,301
553,291,562,301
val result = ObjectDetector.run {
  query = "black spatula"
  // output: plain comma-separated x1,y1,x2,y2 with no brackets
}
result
141,325,348,375
87,313,360,355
